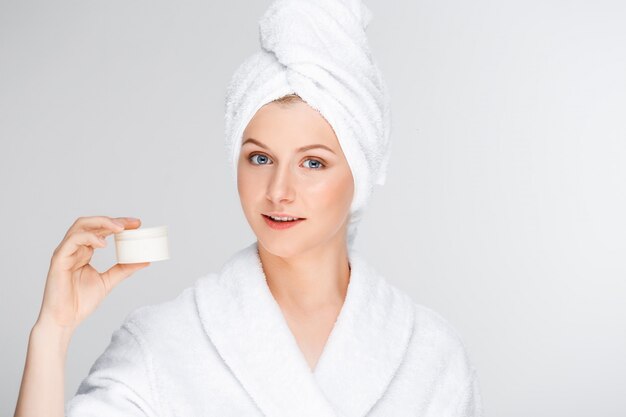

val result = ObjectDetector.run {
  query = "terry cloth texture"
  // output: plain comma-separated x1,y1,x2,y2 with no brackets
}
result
224,0,393,247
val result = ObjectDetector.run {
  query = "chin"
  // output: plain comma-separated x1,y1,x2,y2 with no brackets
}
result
257,236,307,259
256,228,332,260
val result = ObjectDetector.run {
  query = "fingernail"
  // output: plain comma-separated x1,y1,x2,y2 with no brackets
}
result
112,219,124,228
126,217,140,222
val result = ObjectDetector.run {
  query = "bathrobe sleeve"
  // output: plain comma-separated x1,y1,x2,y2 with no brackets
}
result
65,321,161,417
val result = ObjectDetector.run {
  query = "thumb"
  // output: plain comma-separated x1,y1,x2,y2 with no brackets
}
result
102,262,151,291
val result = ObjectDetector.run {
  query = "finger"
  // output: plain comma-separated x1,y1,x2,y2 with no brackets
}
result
64,216,122,238
64,216,139,239
110,217,142,231
91,217,142,239
101,262,151,291
55,231,107,259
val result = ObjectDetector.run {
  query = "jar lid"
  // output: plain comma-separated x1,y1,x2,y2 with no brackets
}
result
114,225,168,241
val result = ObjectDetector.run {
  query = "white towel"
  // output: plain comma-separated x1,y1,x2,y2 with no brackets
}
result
224,0,392,246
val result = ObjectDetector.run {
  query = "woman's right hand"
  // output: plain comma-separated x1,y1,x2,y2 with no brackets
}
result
35,216,151,332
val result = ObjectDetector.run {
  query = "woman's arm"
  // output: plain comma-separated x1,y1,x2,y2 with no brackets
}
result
14,319,74,417
13,216,150,417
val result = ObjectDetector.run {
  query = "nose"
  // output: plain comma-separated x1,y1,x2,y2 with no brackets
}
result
265,163,296,204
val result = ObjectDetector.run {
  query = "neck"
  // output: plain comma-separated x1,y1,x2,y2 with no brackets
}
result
258,237,351,313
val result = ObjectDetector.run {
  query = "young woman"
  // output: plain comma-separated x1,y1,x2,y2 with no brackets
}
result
15,1,483,416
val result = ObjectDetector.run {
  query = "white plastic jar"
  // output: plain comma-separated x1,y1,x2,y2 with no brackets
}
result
114,225,170,264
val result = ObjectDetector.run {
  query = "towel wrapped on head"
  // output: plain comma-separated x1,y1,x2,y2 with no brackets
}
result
224,0,392,247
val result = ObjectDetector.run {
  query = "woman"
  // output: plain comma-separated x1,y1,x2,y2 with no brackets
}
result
15,1,483,416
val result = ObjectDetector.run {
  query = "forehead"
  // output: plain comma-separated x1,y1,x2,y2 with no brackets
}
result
242,100,339,150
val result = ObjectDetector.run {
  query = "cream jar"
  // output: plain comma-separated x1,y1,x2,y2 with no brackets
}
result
114,225,170,264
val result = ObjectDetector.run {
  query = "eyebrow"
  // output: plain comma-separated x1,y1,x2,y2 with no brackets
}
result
242,138,336,155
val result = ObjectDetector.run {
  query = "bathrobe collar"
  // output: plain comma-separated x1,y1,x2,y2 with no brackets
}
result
194,241,415,417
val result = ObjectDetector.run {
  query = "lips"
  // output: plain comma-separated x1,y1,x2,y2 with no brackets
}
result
264,212,305,220
262,214,306,230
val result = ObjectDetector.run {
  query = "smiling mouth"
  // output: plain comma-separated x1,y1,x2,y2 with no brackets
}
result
262,214,305,222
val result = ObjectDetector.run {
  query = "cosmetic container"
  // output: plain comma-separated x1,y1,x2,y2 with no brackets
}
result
114,225,170,264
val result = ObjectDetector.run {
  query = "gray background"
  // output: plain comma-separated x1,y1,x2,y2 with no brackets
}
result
2,1,625,415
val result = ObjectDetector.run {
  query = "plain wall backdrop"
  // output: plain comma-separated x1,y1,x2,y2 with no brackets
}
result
2,0,625,415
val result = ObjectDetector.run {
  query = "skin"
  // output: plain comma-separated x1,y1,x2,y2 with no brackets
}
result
237,98,354,371
14,96,354,416
14,216,150,417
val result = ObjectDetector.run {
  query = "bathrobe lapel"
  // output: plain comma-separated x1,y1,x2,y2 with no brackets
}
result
194,242,415,417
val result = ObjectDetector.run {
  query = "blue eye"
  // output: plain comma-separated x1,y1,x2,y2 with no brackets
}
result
249,154,270,165
248,153,326,170
303,159,325,169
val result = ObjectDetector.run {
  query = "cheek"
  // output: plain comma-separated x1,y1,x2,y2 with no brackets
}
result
237,165,258,210
305,171,353,213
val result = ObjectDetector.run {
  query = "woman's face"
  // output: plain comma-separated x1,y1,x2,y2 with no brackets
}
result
237,99,354,258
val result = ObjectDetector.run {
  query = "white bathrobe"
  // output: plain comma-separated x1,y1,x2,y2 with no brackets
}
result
65,241,483,416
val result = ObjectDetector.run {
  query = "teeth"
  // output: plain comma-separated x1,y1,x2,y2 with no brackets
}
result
268,215,298,221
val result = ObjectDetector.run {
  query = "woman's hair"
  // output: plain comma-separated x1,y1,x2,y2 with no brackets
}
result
272,93,303,106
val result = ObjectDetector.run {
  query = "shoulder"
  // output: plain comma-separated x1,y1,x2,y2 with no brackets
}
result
411,302,468,349
407,298,478,375
382,275,473,357
119,272,218,341
368,264,468,350
378,276,467,348
375,275,477,375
